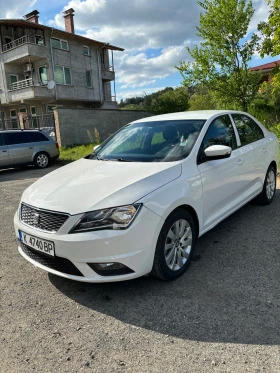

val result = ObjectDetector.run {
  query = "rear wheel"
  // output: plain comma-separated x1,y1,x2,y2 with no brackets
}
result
34,152,50,169
256,165,276,205
151,208,197,280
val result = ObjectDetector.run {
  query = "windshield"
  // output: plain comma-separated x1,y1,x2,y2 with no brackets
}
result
91,119,206,162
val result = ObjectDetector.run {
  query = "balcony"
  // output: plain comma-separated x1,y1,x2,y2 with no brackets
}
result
2,35,47,64
9,78,33,91
5,78,53,103
104,95,117,102
101,66,115,81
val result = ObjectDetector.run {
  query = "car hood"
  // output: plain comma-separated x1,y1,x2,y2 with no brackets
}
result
22,158,182,215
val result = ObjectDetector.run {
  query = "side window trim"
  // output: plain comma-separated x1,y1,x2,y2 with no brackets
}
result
197,114,237,165
0,133,6,146
231,113,264,147
229,114,241,148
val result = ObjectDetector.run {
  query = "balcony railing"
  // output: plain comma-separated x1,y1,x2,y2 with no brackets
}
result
8,78,34,91
3,35,45,52
102,65,114,71
104,95,116,102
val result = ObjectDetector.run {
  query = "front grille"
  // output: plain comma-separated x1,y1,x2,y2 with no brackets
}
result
20,203,69,233
20,242,84,277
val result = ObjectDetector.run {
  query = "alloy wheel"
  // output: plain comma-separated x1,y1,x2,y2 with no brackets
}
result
266,169,276,200
164,219,192,271
37,153,49,168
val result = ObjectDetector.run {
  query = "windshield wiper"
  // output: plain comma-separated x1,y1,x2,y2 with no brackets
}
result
116,158,132,162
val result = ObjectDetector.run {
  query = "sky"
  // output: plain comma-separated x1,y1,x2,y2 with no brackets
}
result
0,0,277,101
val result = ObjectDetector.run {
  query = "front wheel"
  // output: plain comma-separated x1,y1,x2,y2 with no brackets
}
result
151,209,197,280
34,152,50,169
256,165,277,205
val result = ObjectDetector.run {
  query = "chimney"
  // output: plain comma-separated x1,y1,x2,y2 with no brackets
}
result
64,8,75,34
24,10,39,24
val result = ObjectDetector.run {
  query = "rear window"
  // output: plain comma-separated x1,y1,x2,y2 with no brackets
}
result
27,132,49,142
5,132,31,145
0,133,5,146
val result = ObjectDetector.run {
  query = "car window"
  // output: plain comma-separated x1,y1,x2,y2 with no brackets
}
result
27,132,49,142
202,115,237,150
231,114,264,146
5,132,31,145
93,120,206,162
0,133,5,146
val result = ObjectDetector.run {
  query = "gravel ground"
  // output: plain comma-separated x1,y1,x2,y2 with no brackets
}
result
0,165,280,373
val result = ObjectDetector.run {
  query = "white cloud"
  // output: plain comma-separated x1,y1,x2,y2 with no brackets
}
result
249,0,270,32
115,44,191,88
50,0,201,50
48,0,270,93
0,0,37,18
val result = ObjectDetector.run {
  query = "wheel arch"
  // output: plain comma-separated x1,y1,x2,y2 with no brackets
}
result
33,150,50,161
171,204,200,237
269,160,277,173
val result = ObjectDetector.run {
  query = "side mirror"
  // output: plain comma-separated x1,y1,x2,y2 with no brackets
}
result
204,145,232,161
93,145,100,152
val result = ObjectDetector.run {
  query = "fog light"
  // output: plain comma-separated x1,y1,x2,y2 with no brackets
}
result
88,262,134,276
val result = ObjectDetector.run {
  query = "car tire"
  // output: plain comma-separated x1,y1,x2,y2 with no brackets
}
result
256,165,277,205
34,152,50,169
151,208,197,281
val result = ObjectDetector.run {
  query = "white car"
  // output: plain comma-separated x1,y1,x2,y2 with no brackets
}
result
14,110,279,282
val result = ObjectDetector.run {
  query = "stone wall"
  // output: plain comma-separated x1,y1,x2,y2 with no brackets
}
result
54,108,152,146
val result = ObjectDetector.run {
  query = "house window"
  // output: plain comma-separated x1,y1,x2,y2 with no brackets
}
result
35,35,44,45
10,109,17,117
30,106,38,128
10,109,18,128
51,38,68,51
83,46,89,56
19,107,27,113
5,36,12,43
38,66,48,85
9,75,18,89
86,70,92,87
54,66,72,85
31,107,36,115
10,74,18,84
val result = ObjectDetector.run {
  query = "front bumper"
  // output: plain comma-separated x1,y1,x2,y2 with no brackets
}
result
14,205,163,283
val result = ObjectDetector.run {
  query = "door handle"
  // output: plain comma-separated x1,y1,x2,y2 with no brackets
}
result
262,147,267,152
237,158,244,165
2,150,7,153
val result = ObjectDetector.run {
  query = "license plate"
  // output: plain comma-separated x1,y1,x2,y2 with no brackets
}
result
19,230,55,257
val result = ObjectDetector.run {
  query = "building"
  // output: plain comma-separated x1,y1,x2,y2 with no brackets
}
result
250,60,280,84
0,9,124,129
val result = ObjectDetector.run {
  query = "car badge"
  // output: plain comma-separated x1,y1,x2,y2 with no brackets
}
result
34,212,40,225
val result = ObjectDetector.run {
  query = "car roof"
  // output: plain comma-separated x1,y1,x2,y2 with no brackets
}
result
133,110,248,123
0,130,44,133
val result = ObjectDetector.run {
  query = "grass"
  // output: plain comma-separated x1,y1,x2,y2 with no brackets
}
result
59,143,97,163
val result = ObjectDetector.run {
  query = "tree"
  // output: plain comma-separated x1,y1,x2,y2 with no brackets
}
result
177,0,261,111
258,0,280,93
149,87,189,114
188,85,217,110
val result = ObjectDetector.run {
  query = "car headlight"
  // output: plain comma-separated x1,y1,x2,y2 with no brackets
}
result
70,204,142,233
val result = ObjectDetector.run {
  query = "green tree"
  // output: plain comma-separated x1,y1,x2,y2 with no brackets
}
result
177,0,261,111
258,0,280,93
188,86,217,110
149,87,189,114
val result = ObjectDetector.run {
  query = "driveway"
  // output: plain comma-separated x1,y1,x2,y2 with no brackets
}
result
1,166,280,372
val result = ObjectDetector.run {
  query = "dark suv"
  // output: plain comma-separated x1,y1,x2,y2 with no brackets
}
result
0,130,59,169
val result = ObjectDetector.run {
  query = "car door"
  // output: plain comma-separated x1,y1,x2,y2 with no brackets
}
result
5,132,34,165
0,133,10,167
197,114,246,230
230,114,267,200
